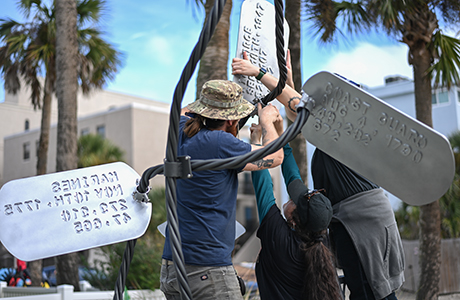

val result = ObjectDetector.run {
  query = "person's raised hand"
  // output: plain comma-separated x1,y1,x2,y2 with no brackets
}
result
274,113,284,137
258,103,282,127
250,123,262,145
232,51,259,77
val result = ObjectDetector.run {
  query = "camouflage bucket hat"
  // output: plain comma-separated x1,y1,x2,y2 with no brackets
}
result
187,80,254,120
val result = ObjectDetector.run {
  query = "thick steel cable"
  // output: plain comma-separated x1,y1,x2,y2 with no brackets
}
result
113,1,226,299
113,0,294,299
112,239,136,300
237,0,287,129
164,0,227,298
138,108,309,186
260,0,287,105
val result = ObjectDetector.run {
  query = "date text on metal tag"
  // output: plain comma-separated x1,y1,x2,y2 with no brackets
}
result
0,162,152,261
233,0,289,104
301,71,455,206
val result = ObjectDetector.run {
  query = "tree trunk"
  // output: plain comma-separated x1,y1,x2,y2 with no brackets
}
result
195,0,232,99
36,67,54,176
29,70,55,286
285,0,308,184
410,22,441,300
55,0,80,291
27,260,42,287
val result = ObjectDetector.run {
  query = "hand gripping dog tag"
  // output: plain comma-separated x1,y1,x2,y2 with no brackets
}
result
233,0,290,104
301,71,455,206
0,162,152,261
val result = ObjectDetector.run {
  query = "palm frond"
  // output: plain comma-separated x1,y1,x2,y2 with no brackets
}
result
77,0,105,25
0,19,21,39
335,1,372,35
18,0,46,19
428,31,460,89
304,0,370,44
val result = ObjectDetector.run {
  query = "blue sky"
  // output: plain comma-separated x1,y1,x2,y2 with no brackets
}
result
0,0,414,107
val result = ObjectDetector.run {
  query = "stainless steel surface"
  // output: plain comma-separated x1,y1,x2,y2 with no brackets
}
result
301,71,455,206
0,162,152,261
157,220,246,240
232,0,290,104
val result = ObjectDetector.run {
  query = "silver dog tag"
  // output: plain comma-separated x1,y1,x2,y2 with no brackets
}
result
301,72,455,206
0,162,152,261
233,0,290,104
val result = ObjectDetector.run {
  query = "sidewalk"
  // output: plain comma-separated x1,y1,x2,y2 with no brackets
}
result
396,289,460,300
343,287,460,300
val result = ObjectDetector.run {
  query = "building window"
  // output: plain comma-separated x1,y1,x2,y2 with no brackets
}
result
81,128,90,136
432,90,449,105
25,119,30,131
23,142,30,160
96,125,105,138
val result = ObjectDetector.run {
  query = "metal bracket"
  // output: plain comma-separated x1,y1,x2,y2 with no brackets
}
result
164,156,193,179
132,185,151,203
296,91,315,112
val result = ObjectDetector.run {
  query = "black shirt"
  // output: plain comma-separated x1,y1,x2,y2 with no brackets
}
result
256,204,306,300
311,149,379,205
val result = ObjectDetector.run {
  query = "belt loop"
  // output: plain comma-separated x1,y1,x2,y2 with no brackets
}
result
162,259,174,266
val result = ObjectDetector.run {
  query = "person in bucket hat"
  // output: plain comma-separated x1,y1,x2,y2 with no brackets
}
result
250,123,342,300
233,54,405,300
186,79,254,120
161,79,285,300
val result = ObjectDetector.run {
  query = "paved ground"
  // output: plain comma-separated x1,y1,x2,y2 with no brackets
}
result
395,289,460,300
342,288,460,300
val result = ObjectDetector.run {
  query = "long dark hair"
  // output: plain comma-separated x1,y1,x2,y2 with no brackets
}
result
184,114,226,137
291,210,343,300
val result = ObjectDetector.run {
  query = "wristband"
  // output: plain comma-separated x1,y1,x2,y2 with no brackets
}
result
256,67,266,80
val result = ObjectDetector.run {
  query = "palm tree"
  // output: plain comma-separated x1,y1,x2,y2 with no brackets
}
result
193,0,233,100
285,0,308,183
0,0,121,177
77,133,125,168
440,131,460,239
54,0,80,290
304,1,460,299
1,0,122,288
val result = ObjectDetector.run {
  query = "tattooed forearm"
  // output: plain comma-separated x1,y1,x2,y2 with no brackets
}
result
249,158,274,169
288,96,300,113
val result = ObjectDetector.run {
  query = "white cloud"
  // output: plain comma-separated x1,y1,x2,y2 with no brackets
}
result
146,35,174,65
322,42,413,87
130,32,147,40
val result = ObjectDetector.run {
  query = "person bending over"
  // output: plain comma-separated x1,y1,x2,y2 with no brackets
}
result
233,55,405,300
250,123,342,300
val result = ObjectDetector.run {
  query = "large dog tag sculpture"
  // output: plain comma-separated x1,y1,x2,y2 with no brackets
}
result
301,72,455,206
233,0,289,104
0,162,152,261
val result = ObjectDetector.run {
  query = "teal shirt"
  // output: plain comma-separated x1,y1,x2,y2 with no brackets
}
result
251,144,303,223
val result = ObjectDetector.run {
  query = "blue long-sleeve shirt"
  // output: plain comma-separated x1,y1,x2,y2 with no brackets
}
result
251,144,302,223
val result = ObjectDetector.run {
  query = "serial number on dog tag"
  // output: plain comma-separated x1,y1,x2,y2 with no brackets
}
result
0,162,152,261
302,71,455,206
233,0,290,104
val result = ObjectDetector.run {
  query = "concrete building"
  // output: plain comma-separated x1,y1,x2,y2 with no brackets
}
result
0,86,172,187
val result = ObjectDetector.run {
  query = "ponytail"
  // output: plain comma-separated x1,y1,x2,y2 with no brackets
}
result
184,114,226,137
184,115,205,137
292,211,342,300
